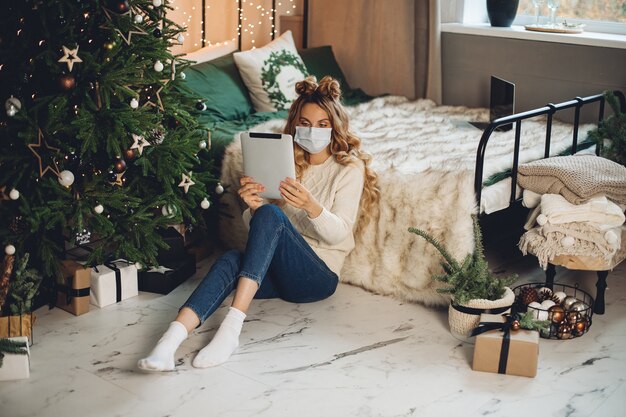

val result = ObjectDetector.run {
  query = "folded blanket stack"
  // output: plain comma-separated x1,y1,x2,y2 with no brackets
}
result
518,155,626,269
517,154,626,206
519,195,624,269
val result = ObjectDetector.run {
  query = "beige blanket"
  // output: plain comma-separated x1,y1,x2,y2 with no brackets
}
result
518,155,626,206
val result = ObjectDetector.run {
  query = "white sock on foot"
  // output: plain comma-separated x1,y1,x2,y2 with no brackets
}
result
192,307,246,368
137,321,188,371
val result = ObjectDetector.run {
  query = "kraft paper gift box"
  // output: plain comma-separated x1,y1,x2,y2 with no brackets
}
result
472,313,539,378
90,260,138,308
56,260,91,316
139,253,196,295
0,336,30,381
0,314,35,343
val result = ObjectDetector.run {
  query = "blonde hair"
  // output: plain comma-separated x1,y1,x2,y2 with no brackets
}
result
283,75,380,233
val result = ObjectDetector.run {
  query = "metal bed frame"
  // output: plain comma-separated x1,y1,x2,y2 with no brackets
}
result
474,90,626,214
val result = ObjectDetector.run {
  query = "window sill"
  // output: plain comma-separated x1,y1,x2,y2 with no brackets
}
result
441,23,626,50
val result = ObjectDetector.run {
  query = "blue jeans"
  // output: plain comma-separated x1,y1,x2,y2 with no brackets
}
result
182,205,339,324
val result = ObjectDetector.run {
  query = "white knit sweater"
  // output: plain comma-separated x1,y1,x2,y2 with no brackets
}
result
242,155,365,276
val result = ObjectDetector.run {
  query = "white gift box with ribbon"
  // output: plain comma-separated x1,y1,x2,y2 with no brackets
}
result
90,260,138,308
0,336,30,381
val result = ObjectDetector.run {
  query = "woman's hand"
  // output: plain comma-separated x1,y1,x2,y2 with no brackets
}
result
280,177,323,218
238,176,265,212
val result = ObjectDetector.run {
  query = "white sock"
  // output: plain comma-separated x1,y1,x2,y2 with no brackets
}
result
192,307,246,368
137,321,188,372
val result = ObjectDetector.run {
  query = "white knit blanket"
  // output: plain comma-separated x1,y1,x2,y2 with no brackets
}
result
218,96,595,305
537,194,625,227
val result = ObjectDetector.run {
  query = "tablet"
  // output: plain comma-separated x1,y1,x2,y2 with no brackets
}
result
240,131,296,199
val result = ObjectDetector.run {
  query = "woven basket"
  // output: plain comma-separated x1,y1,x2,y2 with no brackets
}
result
448,287,515,338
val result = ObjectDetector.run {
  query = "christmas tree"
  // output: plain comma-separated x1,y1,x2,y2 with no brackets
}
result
0,0,216,279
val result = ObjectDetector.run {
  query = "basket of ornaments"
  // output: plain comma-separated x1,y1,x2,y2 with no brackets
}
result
512,283,593,339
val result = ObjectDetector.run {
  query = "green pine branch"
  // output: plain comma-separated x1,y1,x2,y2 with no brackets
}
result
408,215,517,305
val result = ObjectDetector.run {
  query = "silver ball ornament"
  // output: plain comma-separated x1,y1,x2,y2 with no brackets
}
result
130,98,139,109
58,170,75,187
154,60,164,72
177,34,185,44
200,197,210,209
569,301,589,316
161,204,177,218
153,0,162,7
180,71,186,80
199,140,207,150
562,296,578,311
5,96,21,117
134,14,144,24
5,244,16,255
94,204,104,214
215,183,224,194
9,188,19,200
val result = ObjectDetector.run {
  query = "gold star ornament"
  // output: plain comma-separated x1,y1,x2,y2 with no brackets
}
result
178,172,195,194
130,133,150,155
28,129,61,178
58,45,83,72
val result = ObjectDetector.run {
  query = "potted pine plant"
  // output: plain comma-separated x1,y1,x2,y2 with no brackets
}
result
409,215,517,338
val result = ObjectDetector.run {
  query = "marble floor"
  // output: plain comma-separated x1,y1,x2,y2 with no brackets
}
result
1,244,625,417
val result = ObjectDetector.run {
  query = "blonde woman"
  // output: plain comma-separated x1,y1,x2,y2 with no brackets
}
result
138,76,379,371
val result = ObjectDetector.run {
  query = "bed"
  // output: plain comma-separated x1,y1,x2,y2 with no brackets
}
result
182,38,624,307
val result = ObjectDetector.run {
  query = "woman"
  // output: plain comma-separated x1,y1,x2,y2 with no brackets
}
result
137,76,379,371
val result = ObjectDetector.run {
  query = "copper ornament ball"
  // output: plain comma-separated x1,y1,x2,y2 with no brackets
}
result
124,148,136,160
114,158,126,173
511,320,520,331
58,74,76,90
548,305,565,324
557,322,572,340
567,310,581,325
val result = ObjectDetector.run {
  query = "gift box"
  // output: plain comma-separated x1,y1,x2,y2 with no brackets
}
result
472,313,539,378
0,336,30,381
90,260,138,308
56,260,91,316
139,253,196,295
157,227,187,262
0,314,35,344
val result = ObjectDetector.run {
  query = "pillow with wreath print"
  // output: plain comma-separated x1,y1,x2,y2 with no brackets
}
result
233,31,309,112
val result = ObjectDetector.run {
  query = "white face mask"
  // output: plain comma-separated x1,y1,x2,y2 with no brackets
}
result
294,126,332,154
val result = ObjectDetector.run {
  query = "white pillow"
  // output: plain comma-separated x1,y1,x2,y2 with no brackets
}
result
183,41,237,64
233,31,309,112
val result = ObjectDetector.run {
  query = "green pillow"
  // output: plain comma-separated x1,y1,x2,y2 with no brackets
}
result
298,46,352,93
184,53,255,122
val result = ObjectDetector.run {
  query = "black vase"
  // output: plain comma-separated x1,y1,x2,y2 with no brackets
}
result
487,0,520,27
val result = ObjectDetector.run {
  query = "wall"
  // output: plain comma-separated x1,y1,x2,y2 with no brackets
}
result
168,0,304,55
442,33,626,122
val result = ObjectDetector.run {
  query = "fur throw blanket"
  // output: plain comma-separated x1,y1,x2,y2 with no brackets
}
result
518,154,626,206
218,96,594,306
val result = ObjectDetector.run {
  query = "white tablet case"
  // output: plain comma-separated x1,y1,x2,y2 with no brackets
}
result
240,132,296,199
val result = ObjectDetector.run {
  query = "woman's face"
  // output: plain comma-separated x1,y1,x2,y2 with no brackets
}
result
298,103,330,128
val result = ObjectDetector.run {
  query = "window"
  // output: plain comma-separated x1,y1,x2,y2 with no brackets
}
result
516,0,626,34
519,0,625,23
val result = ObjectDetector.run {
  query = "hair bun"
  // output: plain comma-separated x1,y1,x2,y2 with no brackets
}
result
317,76,342,101
295,76,318,96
